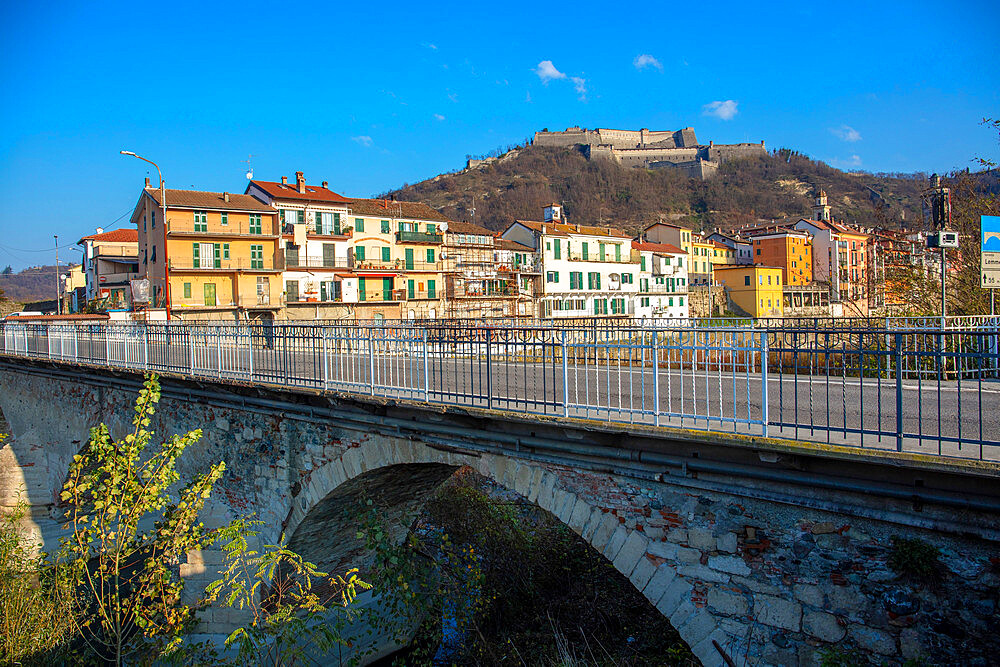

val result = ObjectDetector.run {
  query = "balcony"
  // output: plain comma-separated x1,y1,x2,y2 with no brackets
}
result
395,230,443,244
171,294,280,309
97,271,143,287
284,254,351,269
639,284,688,295
166,220,279,238
94,245,140,260
566,250,640,264
168,255,284,272
351,258,441,272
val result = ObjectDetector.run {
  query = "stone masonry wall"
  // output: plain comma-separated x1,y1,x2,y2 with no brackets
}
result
1,366,997,666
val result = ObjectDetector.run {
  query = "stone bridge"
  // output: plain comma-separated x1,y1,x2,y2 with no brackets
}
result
1,357,999,666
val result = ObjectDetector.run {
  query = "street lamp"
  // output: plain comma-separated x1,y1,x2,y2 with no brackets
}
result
120,151,170,318
54,234,60,315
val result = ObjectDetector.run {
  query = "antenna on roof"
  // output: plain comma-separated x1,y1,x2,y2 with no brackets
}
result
245,154,255,180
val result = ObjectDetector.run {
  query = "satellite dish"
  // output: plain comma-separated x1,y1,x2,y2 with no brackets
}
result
246,169,253,180
438,221,448,232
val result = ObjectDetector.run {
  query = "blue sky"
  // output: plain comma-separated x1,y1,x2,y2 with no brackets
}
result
0,0,997,270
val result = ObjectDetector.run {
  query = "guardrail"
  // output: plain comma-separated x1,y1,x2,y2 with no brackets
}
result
1,321,997,461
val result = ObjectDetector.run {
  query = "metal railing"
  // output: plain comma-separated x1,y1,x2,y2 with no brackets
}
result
1,321,997,461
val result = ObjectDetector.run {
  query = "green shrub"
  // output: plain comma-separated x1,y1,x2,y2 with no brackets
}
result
888,536,941,579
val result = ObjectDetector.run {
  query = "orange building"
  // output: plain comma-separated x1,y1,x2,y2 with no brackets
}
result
750,228,813,286
131,180,283,321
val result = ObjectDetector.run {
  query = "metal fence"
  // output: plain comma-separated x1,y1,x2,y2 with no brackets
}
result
1,321,998,462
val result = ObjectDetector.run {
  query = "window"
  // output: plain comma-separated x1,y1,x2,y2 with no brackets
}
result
333,213,341,234
546,271,558,283
297,211,305,225
151,246,156,262
285,280,299,302
744,275,751,286
768,275,772,285
355,246,365,261
587,272,600,290
668,297,674,307
582,242,589,260
428,279,436,299
594,299,608,315
553,239,561,259
569,271,583,290
615,245,621,262
381,220,390,233
546,241,551,251
641,297,649,307
610,298,624,314
183,282,191,298
679,297,684,306
221,213,228,226
381,246,391,262
249,214,262,235
599,242,606,261
756,248,761,255
315,212,323,233
427,223,436,234
664,257,671,266
194,211,207,232
250,244,263,269
151,211,156,229
641,256,646,271
426,248,435,264
223,243,230,260
204,283,216,307
355,218,365,232
621,273,633,284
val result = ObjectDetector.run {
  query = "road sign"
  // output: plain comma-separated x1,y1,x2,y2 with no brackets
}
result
983,216,1000,288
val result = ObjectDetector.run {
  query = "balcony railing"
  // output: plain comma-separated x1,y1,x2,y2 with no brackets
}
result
352,258,441,272
639,284,688,295
396,231,443,244
566,251,640,264
166,220,279,237
93,245,140,259
168,255,284,271
97,271,143,286
284,255,351,269
170,294,279,309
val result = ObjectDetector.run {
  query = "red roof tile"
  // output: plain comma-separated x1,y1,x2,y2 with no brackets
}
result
631,241,685,254
78,228,138,244
249,180,351,204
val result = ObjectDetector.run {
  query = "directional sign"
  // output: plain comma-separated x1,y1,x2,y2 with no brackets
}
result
982,216,1000,288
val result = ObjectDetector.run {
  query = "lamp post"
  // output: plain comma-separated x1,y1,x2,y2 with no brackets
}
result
54,235,60,315
120,151,170,319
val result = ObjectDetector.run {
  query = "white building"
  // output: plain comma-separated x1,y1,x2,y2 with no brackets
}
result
501,204,639,318
632,241,689,320
706,232,753,264
76,228,140,309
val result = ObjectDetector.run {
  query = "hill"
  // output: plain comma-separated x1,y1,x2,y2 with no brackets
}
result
0,265,62,304
382,145,930,236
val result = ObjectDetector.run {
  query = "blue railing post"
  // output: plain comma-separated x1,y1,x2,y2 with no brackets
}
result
760,331,769,437
895,332,904,451
562,330,569,418
653,331,661,427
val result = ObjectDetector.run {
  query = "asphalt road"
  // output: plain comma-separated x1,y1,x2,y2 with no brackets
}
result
15,332,1000,462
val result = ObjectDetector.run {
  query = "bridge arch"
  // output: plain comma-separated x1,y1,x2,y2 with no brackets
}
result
283,437,733,667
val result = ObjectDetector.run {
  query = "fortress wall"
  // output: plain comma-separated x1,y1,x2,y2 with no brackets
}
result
615,147,700,167
707,144,767,163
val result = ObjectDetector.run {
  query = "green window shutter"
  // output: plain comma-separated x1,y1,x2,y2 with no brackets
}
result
599,243,605,261
223,243,230,259
221,213,228,226
381,246,390,262
615,245,621,262
192,243,199,267
383,277,393,298
641,256,646,271
183,283,191,298
428,279,436,299
553,239,561,259
297,210,305,224
407,280,415,299
358,277,366,301
333,213,341,234
427,223,436,234
427,248,434,263
213,244,221,268
315,212,322,233
356,246,365,261
382,220,391,233
588,273,594,289
356,218,364,232
582,242,589,260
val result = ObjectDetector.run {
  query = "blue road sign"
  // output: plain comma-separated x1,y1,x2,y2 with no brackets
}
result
983,215,1000,252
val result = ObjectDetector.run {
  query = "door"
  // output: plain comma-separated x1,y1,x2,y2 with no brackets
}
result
405,248,414,270
198,243,214,269
383,278,393,300
285,245,299,267
323,244,336,267
407,280,415,299
358,277,367,301
285,280,299,302
204,283,216,306
257,277,269,305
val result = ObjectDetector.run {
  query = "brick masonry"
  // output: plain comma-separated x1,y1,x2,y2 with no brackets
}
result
1,367,998,666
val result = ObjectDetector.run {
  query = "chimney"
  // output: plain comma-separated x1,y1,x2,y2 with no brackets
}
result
223,192,230,203
295,171,305,194
281,176,288,185
144,177,150,188
322,181,328,189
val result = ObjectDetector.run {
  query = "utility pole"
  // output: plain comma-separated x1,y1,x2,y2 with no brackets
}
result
54,235,60,315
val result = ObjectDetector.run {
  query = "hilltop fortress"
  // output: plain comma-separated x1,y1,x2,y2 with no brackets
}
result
532,126,766,179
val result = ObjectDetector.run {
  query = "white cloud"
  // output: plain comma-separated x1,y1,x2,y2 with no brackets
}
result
702,100,739,120
570,76,587,99
433,113,445,121
428,43,437,50
351,135,373,147
831,125,862,142
447,92,459,103
525,91,532,103
831,154,863,169
634,54,663,71
535,60,566,83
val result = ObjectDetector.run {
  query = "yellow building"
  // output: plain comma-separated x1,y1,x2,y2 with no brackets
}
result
132,182,282,321
714,265,784,318
689,237,715,285
709,241,739,267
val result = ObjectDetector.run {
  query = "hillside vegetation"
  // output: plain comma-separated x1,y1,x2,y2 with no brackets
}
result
0,265,61,304
384,145,930,236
